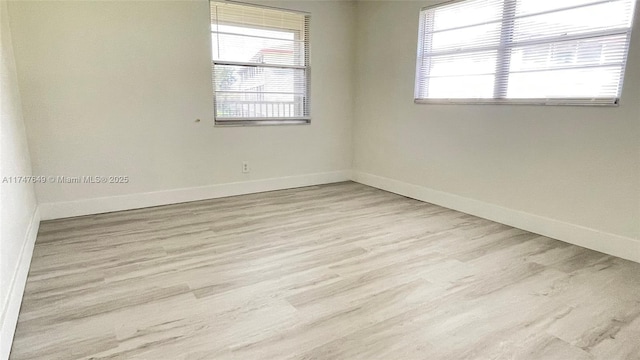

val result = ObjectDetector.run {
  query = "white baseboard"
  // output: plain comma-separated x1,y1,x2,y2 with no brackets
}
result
40,170,351,220
351,171,640,264
1,207,40,360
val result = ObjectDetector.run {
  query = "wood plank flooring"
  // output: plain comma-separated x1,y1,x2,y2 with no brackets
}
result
10,182,640,359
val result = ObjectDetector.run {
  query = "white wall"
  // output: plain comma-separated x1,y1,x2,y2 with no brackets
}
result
353,1,640,243
7,0,355,217
0,1,39,358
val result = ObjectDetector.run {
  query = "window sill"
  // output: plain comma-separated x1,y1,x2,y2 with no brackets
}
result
414,98,620,107
214,118,311,127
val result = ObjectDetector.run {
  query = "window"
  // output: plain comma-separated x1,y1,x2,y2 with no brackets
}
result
414,0,636,105
210,2,310,125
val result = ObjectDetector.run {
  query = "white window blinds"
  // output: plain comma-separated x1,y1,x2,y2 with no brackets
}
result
415,0,636,105
210,1,310,125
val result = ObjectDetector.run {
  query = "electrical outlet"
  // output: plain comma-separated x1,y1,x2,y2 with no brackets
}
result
242,161,250,173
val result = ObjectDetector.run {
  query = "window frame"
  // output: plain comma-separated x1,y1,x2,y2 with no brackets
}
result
414,0,636,106
210,2,311,126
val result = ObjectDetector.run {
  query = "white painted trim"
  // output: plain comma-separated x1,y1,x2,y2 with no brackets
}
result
351,171,640,264
1,207,40,360
40,171,351,220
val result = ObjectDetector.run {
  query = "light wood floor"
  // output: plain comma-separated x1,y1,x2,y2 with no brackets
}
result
10,182,640,360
